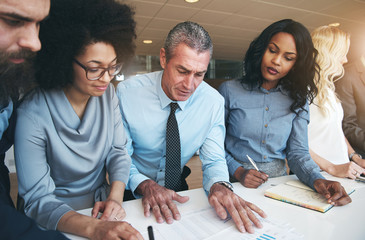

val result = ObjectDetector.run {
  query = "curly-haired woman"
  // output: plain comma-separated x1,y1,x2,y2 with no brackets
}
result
219,19,351,206
14,0,142,239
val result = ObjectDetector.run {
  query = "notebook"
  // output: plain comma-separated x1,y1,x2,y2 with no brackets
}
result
264,180,355,213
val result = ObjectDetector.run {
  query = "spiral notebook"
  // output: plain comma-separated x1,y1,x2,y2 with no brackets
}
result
264,180,355,213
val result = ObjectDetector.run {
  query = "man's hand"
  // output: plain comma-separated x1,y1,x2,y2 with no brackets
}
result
91,220,143,240
208,183,267,233
313,179,352,206
137,180,189,224
234,167,268,188
92,199,126,221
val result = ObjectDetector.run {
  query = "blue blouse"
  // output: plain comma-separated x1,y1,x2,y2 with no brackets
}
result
15,85,131,230
218,79,323,189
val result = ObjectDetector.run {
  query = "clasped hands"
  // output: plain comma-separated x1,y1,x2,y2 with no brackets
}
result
137,179,267,233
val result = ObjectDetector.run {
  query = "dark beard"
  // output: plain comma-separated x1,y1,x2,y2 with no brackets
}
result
0,50,36,105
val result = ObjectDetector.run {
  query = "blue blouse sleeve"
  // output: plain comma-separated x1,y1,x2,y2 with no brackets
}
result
15,107,72,230
285,103,324,189
105,85,131,185
218,81,242,177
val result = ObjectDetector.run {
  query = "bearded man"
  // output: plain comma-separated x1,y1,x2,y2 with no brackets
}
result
0,0,68,238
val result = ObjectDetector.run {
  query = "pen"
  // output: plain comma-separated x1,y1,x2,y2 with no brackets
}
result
148,225,155,240
246,155,260,171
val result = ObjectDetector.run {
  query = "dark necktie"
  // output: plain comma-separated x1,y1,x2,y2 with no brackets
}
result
165,102,182,191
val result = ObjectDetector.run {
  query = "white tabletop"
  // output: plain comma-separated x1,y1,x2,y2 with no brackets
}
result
64,174,365,240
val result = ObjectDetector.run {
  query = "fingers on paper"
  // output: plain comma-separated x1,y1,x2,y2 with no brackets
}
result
99,200,124,221
349,162,365,179
209,196,228,220
246,200,267,219
143,191,183,224
114,222,143,240
327,185,352,206
92,201,104,218
172,192,190,204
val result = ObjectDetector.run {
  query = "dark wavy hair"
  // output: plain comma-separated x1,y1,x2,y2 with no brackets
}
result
35,0,136,89
242,19,319,112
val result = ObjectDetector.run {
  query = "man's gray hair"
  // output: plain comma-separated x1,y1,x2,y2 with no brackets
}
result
163,21,213,62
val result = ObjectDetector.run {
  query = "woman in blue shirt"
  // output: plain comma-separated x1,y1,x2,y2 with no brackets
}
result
14,0,143,239
219,19,351,206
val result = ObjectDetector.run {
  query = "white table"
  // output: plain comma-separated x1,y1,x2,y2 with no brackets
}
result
64,175,365,240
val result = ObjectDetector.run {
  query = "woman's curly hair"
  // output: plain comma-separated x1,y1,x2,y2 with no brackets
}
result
242,19,319,113
35,0,136,89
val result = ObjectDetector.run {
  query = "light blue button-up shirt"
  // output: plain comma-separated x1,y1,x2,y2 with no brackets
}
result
117,71,229,195
219,79,323,189
0,100,13,139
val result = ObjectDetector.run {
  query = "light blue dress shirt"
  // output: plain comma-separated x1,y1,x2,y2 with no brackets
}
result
15,85,131,230
0,100,13,139
218,79,324,189
117,71,229,195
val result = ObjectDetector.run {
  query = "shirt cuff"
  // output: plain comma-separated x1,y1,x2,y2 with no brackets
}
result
307,171,325,190
226,156,242,177
128,173,150,199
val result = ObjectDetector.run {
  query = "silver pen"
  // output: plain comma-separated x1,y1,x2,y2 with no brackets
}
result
246,155,260,171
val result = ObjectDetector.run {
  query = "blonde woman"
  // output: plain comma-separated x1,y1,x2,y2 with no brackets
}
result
308,26,365,179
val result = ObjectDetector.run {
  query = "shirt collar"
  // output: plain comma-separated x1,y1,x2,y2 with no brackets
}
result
242,80,289,96
156,70,189,111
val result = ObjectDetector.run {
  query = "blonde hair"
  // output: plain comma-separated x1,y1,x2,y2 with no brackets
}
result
311,26,350,113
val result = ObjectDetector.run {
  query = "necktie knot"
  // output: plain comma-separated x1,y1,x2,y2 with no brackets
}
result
170,102,179,114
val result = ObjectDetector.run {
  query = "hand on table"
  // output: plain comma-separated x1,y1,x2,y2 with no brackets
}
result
351,155,365,169
313,179,352,206
208,183,267,234
331,161,365,179
137,179,189,224
234,167,268,188
91,220,143,240
92,199,126,221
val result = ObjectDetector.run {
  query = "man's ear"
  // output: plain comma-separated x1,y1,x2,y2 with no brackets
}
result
160,48,166,69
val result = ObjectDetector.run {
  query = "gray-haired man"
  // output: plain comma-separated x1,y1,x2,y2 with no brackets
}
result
117,21,266,233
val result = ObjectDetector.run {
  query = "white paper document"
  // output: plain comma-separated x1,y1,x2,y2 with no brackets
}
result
143,207,303,240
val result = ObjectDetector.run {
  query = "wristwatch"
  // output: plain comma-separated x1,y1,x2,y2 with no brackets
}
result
349,152,362,161
215,181,234,192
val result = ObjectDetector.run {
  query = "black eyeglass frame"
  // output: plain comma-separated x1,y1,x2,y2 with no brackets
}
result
73,58,123,81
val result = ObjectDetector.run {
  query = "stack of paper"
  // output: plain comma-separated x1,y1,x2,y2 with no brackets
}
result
143,207,303,240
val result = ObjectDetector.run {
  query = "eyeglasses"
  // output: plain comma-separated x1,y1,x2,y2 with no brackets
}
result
73,59,123,81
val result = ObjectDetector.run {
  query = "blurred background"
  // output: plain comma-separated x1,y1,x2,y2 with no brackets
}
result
118,0,365,82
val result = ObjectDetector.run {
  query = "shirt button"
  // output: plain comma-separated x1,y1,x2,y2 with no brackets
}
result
265,107,269,111
159,169,163,172
264,124,268,128
264,155,267,159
